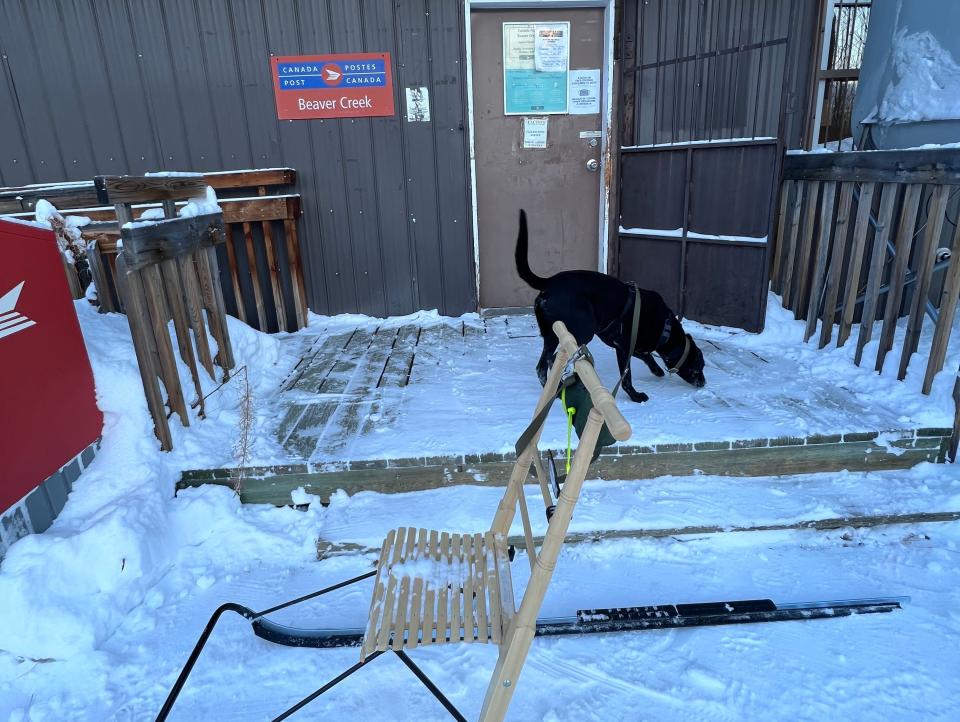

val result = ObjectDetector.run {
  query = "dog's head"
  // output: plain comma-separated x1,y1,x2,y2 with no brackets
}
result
675,336,706,388
663,326,706,388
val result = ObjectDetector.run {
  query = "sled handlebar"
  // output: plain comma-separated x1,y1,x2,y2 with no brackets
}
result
552,321,632,441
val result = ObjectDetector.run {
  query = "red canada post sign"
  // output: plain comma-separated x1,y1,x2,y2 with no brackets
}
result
0,219,102,509
271,53,396,120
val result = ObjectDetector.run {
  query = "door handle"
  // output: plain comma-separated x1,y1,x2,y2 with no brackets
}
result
586,159,599,172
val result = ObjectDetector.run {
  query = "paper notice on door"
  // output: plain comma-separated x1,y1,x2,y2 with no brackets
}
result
503,23,536,70
503,22,570,114
534,23,569,72
569,69,601,114
523,117,548,149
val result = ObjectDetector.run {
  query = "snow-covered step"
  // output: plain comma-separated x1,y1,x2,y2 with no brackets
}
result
179,425,951,506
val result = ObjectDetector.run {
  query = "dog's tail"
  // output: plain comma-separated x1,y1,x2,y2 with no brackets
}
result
515,209,548,290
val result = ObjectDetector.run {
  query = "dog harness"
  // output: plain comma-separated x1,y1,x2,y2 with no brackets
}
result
612,286,690,380
657,315,692,374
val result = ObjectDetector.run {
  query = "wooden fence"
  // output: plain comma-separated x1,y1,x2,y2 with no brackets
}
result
0,169,307,333
771,149,960,395
108,176,235,451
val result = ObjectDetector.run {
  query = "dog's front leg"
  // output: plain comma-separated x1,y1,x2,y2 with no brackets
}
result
536,339,557,386
616,343,648,403
638,352,665,377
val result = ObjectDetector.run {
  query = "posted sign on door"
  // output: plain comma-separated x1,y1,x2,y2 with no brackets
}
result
271,53,396,120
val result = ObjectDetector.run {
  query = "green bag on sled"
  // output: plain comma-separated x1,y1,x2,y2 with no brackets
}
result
561,374,617,462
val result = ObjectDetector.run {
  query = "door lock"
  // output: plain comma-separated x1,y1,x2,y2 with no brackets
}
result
586,158,599,172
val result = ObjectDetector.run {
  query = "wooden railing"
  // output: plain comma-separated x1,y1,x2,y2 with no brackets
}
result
0,169,308,333
771,149,960,394
104,176,235,450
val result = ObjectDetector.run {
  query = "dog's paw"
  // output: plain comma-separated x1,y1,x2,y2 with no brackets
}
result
627,391,649,403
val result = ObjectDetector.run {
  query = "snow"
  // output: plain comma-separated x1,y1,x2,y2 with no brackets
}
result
202,167,293,175
0,301,292,661
787,140,960,155
120,187,222,228
32,199,92,263
619,226,683,237
617,227,766,244
268,296,954,466
622,137,775,150
178,186,222,218
143,171,205,178
871,29,960,125
2,294,960,720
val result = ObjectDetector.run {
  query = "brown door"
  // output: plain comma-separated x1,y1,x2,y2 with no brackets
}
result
471,8,606,309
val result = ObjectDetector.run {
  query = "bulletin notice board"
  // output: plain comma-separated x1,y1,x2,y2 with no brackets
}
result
503,22,570,115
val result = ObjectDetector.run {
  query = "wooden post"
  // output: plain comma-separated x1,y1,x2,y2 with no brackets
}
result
804,181,837,341
792,181,821,317
855,184,898,366
177,253,216,380
140,264,190,426
924,220,960,394
223,225,247,324
771,180,792,293
898,185,949,380
262,220,288,331
242,221,267,331
284,215,309,329
86,238,118,313
115,255,173,450
876,183,923,373
819,182,854,348
837,182,875,347
780,179,805,310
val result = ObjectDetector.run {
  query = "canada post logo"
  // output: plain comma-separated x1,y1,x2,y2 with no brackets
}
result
277,59,387,90
0,281,36,341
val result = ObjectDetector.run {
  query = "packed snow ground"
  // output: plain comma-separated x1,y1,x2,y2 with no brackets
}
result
1,295,960,720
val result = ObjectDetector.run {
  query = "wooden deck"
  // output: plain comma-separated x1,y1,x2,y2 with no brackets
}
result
178,312,953,504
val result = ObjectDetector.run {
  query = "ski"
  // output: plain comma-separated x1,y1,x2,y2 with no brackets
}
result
251,596,908,649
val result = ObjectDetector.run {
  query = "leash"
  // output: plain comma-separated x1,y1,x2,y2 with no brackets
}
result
612,286,641,397
561,385,575,473
514,367,577,457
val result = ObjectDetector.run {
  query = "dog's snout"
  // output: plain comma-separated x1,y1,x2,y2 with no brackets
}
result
695,376,706,388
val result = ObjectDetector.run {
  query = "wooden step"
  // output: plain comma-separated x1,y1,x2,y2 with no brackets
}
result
178,427,952,506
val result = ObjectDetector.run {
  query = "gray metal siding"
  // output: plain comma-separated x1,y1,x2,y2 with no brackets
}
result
620,0,818,149
0,0,476,317
853,0,960,150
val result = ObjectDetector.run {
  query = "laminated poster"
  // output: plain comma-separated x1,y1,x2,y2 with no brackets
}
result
503,22,569,115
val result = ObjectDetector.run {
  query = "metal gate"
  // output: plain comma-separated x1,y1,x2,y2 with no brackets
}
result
615,0,819,332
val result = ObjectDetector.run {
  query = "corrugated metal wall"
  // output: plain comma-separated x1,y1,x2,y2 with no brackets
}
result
0,0,476,317
619,0,819,149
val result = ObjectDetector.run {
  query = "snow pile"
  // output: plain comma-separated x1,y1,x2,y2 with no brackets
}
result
179,186,222,218
0,301,293,660
33,199,90,263
876,29,960,124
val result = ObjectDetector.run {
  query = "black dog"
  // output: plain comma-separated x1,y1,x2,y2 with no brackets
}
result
515,209,706,402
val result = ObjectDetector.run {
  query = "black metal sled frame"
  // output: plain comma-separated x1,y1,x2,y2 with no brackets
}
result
156,569,907,722
156,570,466,722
